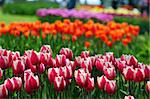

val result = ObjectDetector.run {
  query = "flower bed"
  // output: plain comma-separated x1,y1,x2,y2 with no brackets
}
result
0,45,149,98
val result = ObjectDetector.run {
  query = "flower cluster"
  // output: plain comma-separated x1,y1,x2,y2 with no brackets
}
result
0,45,149,98
0,20,140,46
36,9,113,22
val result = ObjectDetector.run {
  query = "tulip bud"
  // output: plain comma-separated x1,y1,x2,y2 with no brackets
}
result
81,51,90,58
4,78,14,92
40,45,52,54
74,56,84,67
12,77,22,91
85,77,94,91
59,48,73,60
146,81,150,93
38,63,45,74
54,76,66,91
124,95,135,99
123,67,134,81
144,66,150,80
47,57,56,67
0,56,8,69
81,59,92,72
97,75,108,90
28,75,40,90
95,59,104,71
133,68,145,82
0,84,8,98
104,67,116,80
12,60,25,75
48,68,59,83
116,60,126,73
55,55,66,67
104,80,116,94
0,68,2,80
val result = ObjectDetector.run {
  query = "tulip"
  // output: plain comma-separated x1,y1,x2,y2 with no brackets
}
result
104,80,116,94
47,57,56,67
4,78,14,92
40,45,52,54
124,95,135,99
116,60,126,73
104,67,116,80
123,66,134,81
81,51,90,58
54,76,66,91
40,52,51,65
97,75,108,90
0,56,8,69
133,68,145,82
38,63,45,74
55,55,66,67
144,66,150,80
11,77,22,91
85,77,94,91
12,60,25,75
105,52,114,62
146,81,150,93
81,59,92,72
74,56,84,67
48,68,59,83
59,48,73,60
0,68,2,80
95,59,105,71
0,84,8,98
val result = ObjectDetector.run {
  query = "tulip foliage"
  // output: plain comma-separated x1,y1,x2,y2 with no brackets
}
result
0,45,149,98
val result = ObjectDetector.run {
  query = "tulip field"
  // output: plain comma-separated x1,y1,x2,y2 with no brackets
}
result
0,4,150,99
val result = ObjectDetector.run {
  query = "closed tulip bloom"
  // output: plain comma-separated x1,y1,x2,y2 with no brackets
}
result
38,63,45,74
124,95,135,99
40,45,52,54
11,77,22,91
116,60,126,73
97,75,108,90
48,68,59,83
28,75,40,90
133,68,145,82
104,80,116,94
12,60,25,75
144,66,150,80
55,55,66,67
47,57,56,67
146,81,150,93
74,56,84,67
81,51,90,58
0,56,8,69
54,76,66,91
81,59,93,72
24,69,34,81
105,52,114,62
85,77,94,91
0,84,8,98
59,48,73,60
104,67,116,80
123,67,134,81
129,56,138,67
40,52,51,65
0,68,2,80
95,59,105,71
4,78,15,92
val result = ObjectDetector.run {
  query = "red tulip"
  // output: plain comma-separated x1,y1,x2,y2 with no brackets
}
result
116,60,126,73
144,66,150,80
55,55,66,67
0,56,8,69
40,52,51,65
24,69,33,81
81,51,90,58
74,56,84,67
97,75,108,90
40,45,52,54
124,95,135,99
89,56,96,66
133,68,145,82
48,68,59,83
54,76,66,91
123,66,134,81
0,68,2,80
85,77,94,91
81,59,92,72
47,57,56,67
95,59,104,71
121,55,138,67
59,48,73,60
38,63,45,74
129,55,138,67
12,60,25,75
11,77,22,91
105,52,114,62
4,78,14,92
104,67,116,80
104,80,116,94
0,84,8,98
146,81,150,93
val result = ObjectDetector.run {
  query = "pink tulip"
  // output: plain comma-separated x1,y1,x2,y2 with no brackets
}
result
123,66,134,81
116,60,126,73
38,63,45,74
55,55,66,67
40,45,52,54
0,68,2,80
59,48,73,60
0,56,8,69
48,68,59,83
144,66,150,80
85,77,94,91
97,75,108,90
12,60,25,75
74,56,84,67
4,78,14,92
133,68,145,82
104,67,116,80
11,77,22,91
81,59,92,72
54,76,66,91
0,84,8,98
104,80,116,94
104,52,114,62
124,95,135,99
146,81,150,93
81,51,90,58
95,59,104,71
40,52,51,65
47,57,56,67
